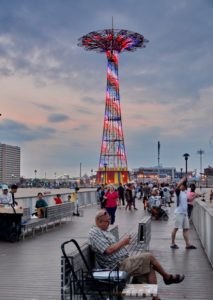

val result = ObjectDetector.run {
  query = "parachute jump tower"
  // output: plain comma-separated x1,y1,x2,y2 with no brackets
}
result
78,23,148,185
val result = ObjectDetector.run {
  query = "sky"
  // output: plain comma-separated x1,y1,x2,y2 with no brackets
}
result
0,0,213,178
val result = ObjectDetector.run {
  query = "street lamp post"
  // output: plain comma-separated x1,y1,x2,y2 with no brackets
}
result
183,153,190,179
180,168,183,179
34,169,37,179
103,163,107,185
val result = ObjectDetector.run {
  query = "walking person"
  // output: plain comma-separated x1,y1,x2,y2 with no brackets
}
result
170,177,197,250
187,183,199,218
71,187,80,216
209,189,213,204
143,183,150,210
104,185,118,225
9,184,18,206
132,184,138,210
125,183,133,211
99,185,106,208
138,182,143,199
117,182,125,206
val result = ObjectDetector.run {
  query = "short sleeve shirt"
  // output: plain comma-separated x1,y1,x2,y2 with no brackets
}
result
0,193,12,205
175,190,188,215
88,225,129,269
148,196,161,208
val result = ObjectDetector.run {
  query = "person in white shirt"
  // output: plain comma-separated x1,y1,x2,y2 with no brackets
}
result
170,177,197,250
148,188,168,220
163,185,171,206
0,185,12,206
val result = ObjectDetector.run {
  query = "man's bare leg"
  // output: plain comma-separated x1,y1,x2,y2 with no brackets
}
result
183,228,190,247
149,255,171,280
171,228,178,245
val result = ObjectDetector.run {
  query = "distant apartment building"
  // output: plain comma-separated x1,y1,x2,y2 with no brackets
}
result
0,143,21,185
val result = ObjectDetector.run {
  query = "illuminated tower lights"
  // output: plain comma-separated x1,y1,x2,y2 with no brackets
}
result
78,27,148,184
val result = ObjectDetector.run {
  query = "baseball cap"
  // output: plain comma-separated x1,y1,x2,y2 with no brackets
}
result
2,184,8,190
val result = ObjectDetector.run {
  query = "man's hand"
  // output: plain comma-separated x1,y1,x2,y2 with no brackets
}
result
121,235,131,246
105,235,131,254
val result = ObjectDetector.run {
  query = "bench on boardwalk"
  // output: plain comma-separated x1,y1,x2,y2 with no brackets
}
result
46,202,75,228
61,216,155,299
21,207,46,239
21,202,75,239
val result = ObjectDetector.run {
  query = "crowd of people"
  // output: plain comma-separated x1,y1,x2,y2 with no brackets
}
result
96,181,176,224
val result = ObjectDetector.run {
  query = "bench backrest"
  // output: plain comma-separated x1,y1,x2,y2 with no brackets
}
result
46,202,74,220
137,216,151,246
22,207,31,222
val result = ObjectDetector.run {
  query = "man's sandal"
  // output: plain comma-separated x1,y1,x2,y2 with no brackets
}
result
164,274,185,285
170,244,179,249
185,245,197,249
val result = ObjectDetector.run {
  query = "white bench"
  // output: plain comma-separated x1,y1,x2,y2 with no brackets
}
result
122,284,158,299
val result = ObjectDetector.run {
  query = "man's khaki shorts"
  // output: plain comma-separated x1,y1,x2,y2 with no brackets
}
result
119,252,151,283
174,213,189,229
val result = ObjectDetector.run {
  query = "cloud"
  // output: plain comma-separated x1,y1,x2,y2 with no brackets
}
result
32,102,58,111
72,124,89,131
75,107,94,115
81,96,101,105
48,113,70,123
0,119,55,142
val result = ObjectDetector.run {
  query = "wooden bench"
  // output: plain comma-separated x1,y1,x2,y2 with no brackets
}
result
46,202,75,228
21,202,75,239
122,284,158,299
21,207,46,239
61,216,154,300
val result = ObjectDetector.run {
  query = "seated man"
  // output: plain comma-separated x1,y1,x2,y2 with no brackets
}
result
89,209,185,300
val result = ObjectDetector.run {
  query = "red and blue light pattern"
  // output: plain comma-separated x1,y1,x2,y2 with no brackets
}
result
100,50,127,170
78,29,148,183
78,29,148,53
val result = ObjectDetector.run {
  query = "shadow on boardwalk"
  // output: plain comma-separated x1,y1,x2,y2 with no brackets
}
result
0,200,212,300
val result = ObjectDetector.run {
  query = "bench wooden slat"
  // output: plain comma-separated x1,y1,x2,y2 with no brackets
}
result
122,284,158,298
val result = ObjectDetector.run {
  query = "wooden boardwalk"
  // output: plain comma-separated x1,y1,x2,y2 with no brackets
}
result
0,200,212,300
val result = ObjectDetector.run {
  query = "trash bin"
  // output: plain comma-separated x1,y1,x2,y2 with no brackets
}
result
0,206,23,242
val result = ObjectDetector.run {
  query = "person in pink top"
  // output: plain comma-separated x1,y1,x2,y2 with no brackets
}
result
187,183,200,218
104,185,118,224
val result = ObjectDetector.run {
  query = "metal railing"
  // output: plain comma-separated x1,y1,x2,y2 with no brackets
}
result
16,190,98,215
192,199,213,267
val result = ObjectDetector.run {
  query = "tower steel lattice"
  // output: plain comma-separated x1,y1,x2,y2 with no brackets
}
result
78,27,148,184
